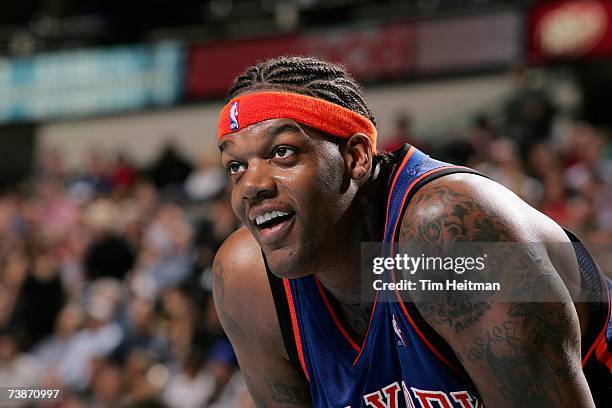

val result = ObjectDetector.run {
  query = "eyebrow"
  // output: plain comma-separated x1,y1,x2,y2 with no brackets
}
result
219,122,304,152
218,140,232,152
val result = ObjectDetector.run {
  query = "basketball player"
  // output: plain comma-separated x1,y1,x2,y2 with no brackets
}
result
213,56,611,407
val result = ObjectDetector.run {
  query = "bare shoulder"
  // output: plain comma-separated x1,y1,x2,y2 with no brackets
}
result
213,228,311,407
213,227,282,351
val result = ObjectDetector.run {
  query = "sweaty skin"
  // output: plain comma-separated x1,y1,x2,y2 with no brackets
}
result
214,120,596,407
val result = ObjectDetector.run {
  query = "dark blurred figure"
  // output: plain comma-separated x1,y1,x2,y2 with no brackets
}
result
83,199,135,281
503,65,556,155
148,144,193,191
11,240,66,348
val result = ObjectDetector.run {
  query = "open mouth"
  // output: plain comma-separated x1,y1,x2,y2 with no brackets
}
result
252,210,296,244
254,210,295,230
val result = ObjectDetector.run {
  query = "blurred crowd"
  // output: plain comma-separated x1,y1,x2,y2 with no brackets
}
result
0,72,611,408
0,145,250,407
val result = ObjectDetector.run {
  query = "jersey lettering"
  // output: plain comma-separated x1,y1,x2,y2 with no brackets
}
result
401,382,416,408
411,387,453,408
450,391,478,408
364,382,401,408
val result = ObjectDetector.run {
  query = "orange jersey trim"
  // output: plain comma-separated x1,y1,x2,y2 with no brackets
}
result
314,278,361,352
283,279,311,381
352,294,379,366
582,284,611,368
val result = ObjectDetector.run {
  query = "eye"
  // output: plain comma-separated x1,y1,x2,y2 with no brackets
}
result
272,146,297,159
226,161,246,176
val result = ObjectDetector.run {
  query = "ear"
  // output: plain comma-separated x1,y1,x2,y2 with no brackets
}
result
342,133,374,181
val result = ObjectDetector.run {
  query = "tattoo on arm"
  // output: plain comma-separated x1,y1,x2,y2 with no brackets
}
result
399,184,514,333
243,372,267,408
212,260,244,338
466,302,580,407
399,182,586,407
243,372,310,407
265,378,311,404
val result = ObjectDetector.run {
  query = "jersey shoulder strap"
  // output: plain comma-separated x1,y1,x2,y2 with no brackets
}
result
263,253,305,379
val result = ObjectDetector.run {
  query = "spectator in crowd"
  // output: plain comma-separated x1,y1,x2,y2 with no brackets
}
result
34,303,84,375
0,328,42,388
148,143,193,191
112,296,169,364
503,65,556,154
381,113,417,152
55,279,124,390
82,198,135,281
184,155,227,202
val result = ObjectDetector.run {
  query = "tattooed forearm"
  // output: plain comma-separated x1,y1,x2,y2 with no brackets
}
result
244,373,267,408
484,337,560,408
465,303,580,406
212,260,244,338
265,378,311,404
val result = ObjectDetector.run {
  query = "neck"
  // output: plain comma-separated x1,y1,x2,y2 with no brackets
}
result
314,162,384,305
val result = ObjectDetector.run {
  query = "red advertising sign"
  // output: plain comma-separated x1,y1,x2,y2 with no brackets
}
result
528,0,612,62
186,34,303,99
186,25,416,99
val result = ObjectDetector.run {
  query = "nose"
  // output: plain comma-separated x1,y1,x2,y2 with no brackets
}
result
240,161,276,202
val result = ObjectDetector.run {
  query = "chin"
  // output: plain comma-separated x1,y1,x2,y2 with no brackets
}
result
263,246,312,279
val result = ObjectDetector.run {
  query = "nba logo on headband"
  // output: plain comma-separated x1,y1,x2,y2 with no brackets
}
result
229,101,239,130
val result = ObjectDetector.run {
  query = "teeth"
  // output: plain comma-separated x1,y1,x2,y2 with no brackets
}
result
254,211,290,226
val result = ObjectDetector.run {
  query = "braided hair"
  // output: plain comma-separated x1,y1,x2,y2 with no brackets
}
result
227,55,395,166
227,56,375,125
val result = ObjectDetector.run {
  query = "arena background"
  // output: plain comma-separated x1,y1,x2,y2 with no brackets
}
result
0,1,610,407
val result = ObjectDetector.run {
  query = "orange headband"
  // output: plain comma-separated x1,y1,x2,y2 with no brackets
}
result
217,91,377,152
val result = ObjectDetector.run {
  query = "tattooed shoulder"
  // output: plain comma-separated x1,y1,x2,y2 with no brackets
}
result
398,176,518,333
397,175,591,407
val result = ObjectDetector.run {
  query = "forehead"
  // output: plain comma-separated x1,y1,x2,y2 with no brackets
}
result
218,118,329,153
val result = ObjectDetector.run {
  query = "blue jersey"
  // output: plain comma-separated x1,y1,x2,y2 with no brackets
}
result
265,145,612,407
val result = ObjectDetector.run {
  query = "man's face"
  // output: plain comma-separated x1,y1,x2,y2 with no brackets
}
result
220,118,355,278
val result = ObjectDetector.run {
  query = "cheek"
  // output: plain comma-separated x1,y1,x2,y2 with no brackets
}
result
230,188,244,220
295,158,347,218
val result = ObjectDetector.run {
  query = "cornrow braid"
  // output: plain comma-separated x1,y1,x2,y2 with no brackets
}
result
226,56,377,126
